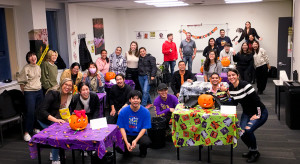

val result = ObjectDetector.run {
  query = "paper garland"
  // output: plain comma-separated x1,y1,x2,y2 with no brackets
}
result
180,27,218,39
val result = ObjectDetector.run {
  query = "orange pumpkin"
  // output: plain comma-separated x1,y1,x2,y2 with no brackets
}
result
105,72,116,82
200,65,204,73
198,94,215,109
69,110,88,131
221,57,230,67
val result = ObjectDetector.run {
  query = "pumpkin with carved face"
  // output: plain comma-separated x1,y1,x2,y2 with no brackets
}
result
69,110,88,131
198,94,215,109
105,72,116,82
221,57,230,67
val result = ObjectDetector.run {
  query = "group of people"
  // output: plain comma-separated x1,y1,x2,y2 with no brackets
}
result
16,21,269,164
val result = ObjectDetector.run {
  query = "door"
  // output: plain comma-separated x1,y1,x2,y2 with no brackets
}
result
277,17,292,78
0,8,11,81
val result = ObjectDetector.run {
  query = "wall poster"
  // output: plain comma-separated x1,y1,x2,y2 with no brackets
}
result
93,18,105,55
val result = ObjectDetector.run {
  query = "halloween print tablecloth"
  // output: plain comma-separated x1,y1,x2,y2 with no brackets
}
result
29,123,124,159
172,103,242,148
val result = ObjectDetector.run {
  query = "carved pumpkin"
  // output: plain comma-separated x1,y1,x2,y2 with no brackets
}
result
105,72,116,82
221,57,230,67
198,94,215,109
69,110,88,131
200,66,204,73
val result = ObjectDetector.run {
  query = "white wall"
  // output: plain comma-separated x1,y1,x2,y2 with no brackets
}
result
124,1,292,73
293,0,300,81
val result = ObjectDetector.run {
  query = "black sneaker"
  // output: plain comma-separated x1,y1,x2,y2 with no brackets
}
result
242,151,251,158
246,151,260,163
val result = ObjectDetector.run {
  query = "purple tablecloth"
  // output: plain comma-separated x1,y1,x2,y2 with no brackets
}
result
97,93,106,118
29,123,124,159
105,80,135,89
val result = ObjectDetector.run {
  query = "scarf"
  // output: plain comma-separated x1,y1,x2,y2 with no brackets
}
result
111,53,124,72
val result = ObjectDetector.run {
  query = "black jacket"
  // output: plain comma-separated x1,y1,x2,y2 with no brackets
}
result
233,52,254,71
138,53,157,77
171,70,194,95
238,28,260,43
110,84,132,111
69,92,100,120
203,46,220,58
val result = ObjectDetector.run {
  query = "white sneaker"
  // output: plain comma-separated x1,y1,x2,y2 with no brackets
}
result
24,133,31,142
51,161,60,164
33,129,41,134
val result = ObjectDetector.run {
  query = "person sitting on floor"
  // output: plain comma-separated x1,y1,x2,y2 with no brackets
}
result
171,61,194,98
108,74,132,124
208,73,230,105
69,82,101,120
117,90,152,158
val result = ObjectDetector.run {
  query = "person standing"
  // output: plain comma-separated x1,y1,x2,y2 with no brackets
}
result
179,32,197,72
138,47,157,108
252,41,271,94
109,46,127,75
236,21,262,44
40,50,58,94
203,38,220,58
162,33,178,75
96,49,110,75
125,41,141,91
216,29,232,51
17,51,44,141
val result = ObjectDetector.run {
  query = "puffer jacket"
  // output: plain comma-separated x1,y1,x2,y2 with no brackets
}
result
138,53,157,77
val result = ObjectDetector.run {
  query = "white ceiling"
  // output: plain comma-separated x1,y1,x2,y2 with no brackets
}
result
46,0,291,9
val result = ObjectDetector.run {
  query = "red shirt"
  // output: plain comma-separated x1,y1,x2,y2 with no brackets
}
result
162,40,178,61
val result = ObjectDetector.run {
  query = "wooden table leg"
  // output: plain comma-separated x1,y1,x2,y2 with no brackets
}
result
177,148,180,160
37,143,41,164
113,143,116,164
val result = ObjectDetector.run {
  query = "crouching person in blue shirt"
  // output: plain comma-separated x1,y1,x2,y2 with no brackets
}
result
117,90,152,158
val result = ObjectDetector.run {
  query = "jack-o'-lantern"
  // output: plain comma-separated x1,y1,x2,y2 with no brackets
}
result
198,94,215,109
200,65,204,73
69,110,88,131
105,72,116,82
221,57,230,67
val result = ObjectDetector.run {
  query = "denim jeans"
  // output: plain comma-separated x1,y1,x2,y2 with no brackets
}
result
138,75,151,106
24,89,44,134
240,109,268,151
38,120,59,161
165,61,176,75
183,56,193,72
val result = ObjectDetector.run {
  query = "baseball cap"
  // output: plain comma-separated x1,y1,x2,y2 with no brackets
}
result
157,83,168,91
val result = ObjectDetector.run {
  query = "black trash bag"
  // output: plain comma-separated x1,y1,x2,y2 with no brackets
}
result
91,151,114,164
148,117,166,149
0,90,17,119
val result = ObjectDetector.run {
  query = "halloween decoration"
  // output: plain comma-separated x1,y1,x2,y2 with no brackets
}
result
105,72,116,82
198,94,215,109
200,65,204,73
221,57,230,67
69,110,88,131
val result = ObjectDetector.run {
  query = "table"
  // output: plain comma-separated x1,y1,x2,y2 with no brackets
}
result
178,81,229,102
105,80,135,89
97,93,106,117
172,103,242,163
273,80,285,120
29,123,124,164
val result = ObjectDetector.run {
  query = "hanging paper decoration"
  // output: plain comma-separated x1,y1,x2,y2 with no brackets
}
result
180,27,218,39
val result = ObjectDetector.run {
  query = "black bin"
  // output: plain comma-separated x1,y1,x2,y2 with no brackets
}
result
148,117,166,149
284,81,300,129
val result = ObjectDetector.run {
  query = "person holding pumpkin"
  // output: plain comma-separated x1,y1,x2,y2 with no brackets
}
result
108,74,132,124
252,41,271,94
109,46,127,75
37,78,73,164
219,43,235,65
82,62,105,93
40,50,58,94
233,42,254,83
202,38,220,58
203,50,222,82
96,49,109,75
69,82,101,120
117,90,152,158
125,41,141,91
17,51,44,141
227,68,268,163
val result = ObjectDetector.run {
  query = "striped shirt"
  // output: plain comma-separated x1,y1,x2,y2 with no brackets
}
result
229,80,265,116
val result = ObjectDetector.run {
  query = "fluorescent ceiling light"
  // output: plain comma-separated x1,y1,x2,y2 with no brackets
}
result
135,0,189,7
135,0,179,3
225,0,262,3
154,3,189,7
146,1,185,5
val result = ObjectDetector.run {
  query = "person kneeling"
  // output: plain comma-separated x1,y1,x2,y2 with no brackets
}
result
117,90,152,158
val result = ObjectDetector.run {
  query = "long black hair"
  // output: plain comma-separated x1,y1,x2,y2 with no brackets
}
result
204,50,218,72
208,38,217,48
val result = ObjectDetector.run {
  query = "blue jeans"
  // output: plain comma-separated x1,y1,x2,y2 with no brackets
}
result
24,89,43,134
38,120,59,161
240,109,268,151
183,56,193,72
138,75,151,106
165,61,176,75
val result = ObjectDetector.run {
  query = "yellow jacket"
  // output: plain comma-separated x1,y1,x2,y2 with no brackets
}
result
60,69,83,86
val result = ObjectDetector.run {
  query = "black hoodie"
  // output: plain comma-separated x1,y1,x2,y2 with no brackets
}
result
138,53,157,77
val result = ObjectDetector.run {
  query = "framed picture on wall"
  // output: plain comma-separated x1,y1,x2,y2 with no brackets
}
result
144,32,149,39
136,31,142,39
93,18,105,55
150,32,155,39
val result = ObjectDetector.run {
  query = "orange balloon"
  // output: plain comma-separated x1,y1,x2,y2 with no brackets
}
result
69,110,88,131
198,94,215,109
105,72,116,82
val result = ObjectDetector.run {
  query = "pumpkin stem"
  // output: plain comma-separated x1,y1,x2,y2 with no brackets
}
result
74,130,79,135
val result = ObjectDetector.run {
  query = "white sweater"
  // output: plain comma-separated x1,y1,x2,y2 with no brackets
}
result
253,48,269,68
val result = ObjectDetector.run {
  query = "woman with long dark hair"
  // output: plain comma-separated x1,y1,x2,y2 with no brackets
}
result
236,21,262,44
203,38,220,58
227,68,268,163
233,42,254,83
125,41,141,91
203,50,222,82
252,41,271,94
82,62,105,93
